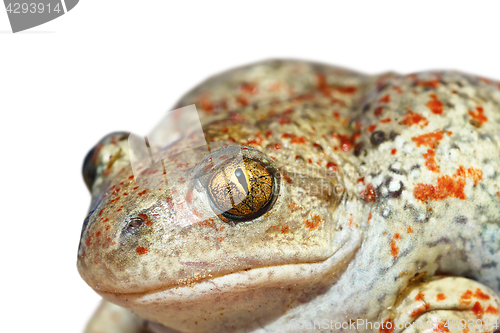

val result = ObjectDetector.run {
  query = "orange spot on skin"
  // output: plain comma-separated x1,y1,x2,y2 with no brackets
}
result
374,107,383,116
412,130,444,149
392,86,403,94
304,215,324,231
218,237,225,242
281,225,289,233
407,226,413,233
474,288,490,300
379,94,390,103
136,247,148,255
391,148,397,155
433,321,450,332
415,292,424,301
486,305,499,314
410,303,431,318
401,110,429,127
460,290,473,305
414,165,483,202
368,124,377,132
367,212,372,223
468,106,488,127
436,293,446,301
360,184,376,202
379,319,395,333
331,133,357,152
426,93,444,114
380,118,391,123
472,301,483,317
268,143,282,150
456,166,483,185
417,80,440,89
196,218,216,229
390,233,401,258
96,231,101,237
105,225,110,231
288,202,301,213
423,149,440,172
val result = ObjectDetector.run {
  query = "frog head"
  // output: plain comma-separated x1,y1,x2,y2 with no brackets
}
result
78,61,366,332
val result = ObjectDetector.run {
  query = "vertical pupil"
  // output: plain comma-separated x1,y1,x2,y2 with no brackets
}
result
234,168,248,194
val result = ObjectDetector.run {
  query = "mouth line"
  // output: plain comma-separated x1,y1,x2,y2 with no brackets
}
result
96,256,337,297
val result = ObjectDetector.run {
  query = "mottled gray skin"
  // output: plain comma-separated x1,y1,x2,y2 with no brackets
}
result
78,60,500,333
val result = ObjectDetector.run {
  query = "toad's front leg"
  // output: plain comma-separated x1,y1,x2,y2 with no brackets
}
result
84,301,148,333
379,276,500,333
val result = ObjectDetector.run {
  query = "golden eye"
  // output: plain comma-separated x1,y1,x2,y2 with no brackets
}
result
208,156,275,222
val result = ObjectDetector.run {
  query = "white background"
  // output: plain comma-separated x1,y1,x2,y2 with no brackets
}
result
1,1,499,332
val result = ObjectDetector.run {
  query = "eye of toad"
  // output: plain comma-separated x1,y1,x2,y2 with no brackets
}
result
207,156,276,222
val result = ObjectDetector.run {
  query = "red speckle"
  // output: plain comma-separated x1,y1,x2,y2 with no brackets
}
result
128,175,134,180
281,225,289,233
426,93,444,114
218,237,225,242
368,124,377,132
117,205,123,212
268,143,282,150
380,118,391,123
105,225,110,231
332,133,357,152
374,107,383,116
326,162,338,172
123,192,128,196
94,261,99,265
98,208,106,216
379,94,390,103
281,133,307,144
412,130,444,149
304,215,324,231
391,149,397,155
308,158,312,164
265,130,272,138
379,319,395,333
96,231,101,237
138,190,147,196
136,247,148,255
138,213,148,220
436,293,446,301
367,212,372,223
417,80,440,89
360,184,376,202
423,149,439,173
133,186,139,190
469,106,488,127
474,288,490,300
401,110,429,127
415,292,424,301
333,112,340,119
472,301,483,317
392,86,403,94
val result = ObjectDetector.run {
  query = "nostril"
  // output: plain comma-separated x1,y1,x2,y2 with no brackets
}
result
128,216,144,229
